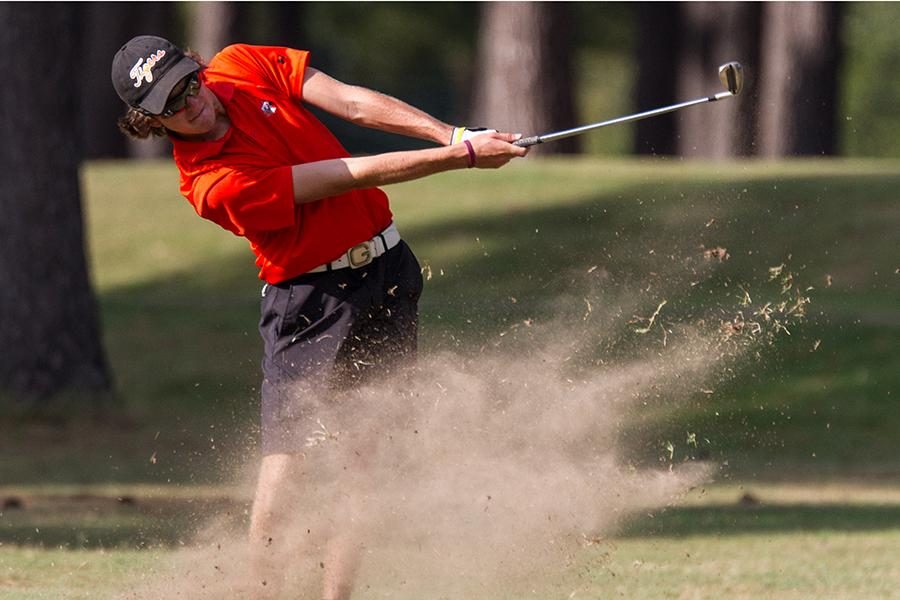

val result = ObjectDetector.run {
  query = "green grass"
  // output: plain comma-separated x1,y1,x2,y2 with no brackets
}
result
577,532,900,599
0,547,166,600
1,157,898,597
4,484,898,599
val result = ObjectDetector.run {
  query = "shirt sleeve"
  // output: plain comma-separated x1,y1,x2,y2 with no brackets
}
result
190,165,296,235
213,44,310,102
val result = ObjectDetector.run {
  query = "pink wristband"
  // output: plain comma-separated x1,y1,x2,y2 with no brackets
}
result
463,139,476,168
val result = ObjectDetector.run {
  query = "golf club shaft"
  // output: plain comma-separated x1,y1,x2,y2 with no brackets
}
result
514,91,734,148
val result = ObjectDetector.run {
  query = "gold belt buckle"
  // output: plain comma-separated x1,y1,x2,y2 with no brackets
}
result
348,241,374,268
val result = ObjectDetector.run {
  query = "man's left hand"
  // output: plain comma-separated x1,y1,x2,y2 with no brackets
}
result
449,126,497,145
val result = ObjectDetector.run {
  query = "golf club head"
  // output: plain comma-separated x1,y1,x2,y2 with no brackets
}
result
718,62,743,95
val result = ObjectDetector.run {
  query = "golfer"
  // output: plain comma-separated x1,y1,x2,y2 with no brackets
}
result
112,35,527,598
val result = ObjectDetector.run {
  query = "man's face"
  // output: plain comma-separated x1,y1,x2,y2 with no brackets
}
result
152,73,218,136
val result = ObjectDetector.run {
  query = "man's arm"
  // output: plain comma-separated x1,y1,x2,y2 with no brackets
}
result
301,67,454,145
291,132,527,204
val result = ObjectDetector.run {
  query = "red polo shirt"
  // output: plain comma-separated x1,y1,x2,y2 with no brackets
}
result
170,44,393,284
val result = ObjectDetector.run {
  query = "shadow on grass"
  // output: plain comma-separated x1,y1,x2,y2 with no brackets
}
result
102,170,900,346
0,522,189,549
0,496,245,549
4,499,899,548
407,172,898,347
619,502,900,538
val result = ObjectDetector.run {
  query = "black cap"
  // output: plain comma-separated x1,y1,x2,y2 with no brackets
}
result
111,35,200,115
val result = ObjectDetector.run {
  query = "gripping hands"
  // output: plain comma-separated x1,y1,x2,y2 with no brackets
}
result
449,126,528,168
464,131,529,169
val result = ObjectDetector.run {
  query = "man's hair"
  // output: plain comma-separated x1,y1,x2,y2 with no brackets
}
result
116,49,206,140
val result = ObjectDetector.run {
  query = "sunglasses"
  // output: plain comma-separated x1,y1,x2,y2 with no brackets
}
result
159,72,201,117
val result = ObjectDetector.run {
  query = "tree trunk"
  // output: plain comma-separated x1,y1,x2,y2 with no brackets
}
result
239,2,305,47
471,2,579,155
188,1,240,63
0,4,113,410
675,2,762,158
81,3,131,159
758,2,843,157
633,3,681,156
266,2,305,48
80,2,174,159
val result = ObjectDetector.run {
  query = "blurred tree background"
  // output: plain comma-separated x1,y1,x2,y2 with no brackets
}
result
80,1,900,160
2,0,900,408
840,1,900,156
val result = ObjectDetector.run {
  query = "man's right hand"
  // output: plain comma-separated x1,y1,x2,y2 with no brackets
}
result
467,132,530,169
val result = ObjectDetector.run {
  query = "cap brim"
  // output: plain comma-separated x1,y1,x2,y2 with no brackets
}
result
137,56,200,115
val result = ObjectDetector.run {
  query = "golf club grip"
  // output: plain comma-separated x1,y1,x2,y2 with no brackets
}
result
514,135,542,148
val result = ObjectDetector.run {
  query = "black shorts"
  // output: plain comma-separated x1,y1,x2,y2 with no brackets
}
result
258,241,423,455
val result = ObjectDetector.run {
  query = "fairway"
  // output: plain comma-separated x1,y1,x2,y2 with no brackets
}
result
1,158,898,598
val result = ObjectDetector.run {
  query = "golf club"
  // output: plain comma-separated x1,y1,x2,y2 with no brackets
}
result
513,61,743,148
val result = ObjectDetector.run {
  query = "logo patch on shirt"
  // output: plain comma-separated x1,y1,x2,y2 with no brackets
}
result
261,101,277,116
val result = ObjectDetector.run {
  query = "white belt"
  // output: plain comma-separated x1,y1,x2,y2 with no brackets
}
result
307,223,401,273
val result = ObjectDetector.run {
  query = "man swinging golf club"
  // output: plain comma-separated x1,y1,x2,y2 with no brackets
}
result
112,35,527,599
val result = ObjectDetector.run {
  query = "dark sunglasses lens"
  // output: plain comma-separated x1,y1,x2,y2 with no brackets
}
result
161,74,200,117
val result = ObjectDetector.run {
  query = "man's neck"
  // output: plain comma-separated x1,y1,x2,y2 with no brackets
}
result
201,111,231,141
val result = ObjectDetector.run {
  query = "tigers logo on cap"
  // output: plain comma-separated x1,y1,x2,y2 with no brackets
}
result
130,49,167,88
